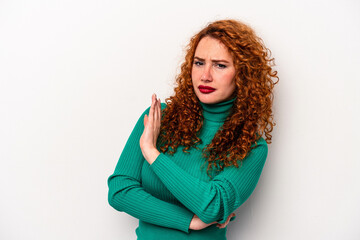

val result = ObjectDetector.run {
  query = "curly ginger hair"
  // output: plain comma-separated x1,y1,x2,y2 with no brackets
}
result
158,19,279,176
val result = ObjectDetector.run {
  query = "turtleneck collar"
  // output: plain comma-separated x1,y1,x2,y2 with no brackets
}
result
199,97,236,123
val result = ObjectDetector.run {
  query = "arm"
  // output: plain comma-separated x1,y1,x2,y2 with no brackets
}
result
140,94,268,225
107,106,194,233
149,140,268,224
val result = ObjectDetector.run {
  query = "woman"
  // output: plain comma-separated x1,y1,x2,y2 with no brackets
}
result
108,19,278,239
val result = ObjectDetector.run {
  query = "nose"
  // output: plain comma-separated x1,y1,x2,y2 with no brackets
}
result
201,65,213,82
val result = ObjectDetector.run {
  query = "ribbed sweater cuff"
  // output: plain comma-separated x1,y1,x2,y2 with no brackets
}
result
174,208,193,233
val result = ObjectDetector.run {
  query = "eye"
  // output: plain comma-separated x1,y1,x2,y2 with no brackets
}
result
216,63,227,69
194,61,204,66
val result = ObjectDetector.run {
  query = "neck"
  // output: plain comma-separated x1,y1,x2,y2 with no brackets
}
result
199,97,236,123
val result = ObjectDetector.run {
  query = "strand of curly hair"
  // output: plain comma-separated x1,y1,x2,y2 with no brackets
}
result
157,19,279,177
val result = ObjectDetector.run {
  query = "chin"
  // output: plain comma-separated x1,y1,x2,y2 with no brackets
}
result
197,95,223,104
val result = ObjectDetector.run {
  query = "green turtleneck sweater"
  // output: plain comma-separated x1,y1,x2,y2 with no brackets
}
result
107,98,268,240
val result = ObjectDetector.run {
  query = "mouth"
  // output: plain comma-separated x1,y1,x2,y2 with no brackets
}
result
198,85,216,93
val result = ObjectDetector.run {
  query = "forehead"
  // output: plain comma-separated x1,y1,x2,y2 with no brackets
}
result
194,36,233,61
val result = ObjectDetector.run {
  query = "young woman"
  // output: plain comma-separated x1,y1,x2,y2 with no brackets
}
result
108,19,278,240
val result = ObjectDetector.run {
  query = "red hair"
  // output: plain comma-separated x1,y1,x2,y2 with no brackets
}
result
158,19,278,176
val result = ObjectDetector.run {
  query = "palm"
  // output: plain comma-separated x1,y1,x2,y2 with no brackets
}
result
140,94,161,161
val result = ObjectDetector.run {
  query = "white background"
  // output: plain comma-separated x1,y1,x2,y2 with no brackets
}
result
1,0,359,239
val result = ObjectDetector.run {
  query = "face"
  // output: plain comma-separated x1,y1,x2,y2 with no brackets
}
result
191,36,236,104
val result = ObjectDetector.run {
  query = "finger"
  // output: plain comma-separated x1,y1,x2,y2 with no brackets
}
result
157,98,161,125
148,94,156,124
218,222,228,228
156,98,161,127
217,221,226,228
217,223,225,228
225,214,234,225
144,114,148,127
154,97,159,125
225,217,231,225
217,213,235,228
224,213,234,226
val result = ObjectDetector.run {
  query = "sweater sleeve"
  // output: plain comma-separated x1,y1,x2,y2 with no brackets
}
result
107,105,194,233
149,139,268,224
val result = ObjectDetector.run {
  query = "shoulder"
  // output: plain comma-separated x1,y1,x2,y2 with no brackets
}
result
251,137,268,149
247,137,268,161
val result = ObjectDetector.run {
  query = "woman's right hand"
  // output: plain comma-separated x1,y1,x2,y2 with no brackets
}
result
189,213,235,230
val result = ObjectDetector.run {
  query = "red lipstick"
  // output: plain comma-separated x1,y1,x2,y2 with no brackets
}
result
198,85,216,94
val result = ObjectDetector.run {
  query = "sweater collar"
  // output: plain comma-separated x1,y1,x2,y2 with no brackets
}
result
199,97,236,123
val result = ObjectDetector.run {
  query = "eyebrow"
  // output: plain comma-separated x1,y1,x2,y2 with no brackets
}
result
194,56,230,63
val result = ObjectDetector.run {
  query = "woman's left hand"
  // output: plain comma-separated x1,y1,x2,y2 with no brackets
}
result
216,213,236,229
140,94,161,164
189,213,236,230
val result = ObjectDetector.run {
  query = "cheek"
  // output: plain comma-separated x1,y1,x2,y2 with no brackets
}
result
191,70,202,89
222,74,236,95
191,69,197,88
223,72,236,87
225,82,236,96
191,68,200,81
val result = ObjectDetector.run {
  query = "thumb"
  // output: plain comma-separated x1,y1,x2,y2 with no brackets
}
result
144,114,148,126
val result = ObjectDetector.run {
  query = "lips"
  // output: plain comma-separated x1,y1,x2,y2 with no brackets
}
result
198,85,216,93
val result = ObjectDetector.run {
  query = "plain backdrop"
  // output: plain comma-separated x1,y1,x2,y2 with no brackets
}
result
1,0,359,239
